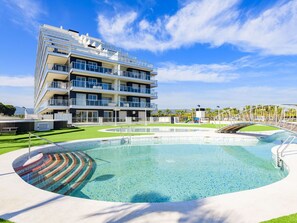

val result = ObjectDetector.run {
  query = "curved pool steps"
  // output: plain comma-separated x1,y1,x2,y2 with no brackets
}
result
27,154,62,185
17,154,51,178
53,152,87,194
34,153,70,190
15,153,45,176
63,152,96,195
15,151,96,195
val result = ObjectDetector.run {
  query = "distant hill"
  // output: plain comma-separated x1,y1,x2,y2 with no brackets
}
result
14,106,34,115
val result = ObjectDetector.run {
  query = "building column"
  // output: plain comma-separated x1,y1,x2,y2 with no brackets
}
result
117,64,121,76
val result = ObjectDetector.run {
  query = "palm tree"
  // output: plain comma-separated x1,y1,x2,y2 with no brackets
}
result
175,110,182,121
157,110,164,117
165,109,172,116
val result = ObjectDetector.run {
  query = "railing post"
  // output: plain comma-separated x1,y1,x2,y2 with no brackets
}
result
28,132,31,159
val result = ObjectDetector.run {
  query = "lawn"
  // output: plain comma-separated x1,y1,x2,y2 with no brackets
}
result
0,123,279,155
149,123,279,131
0,125,143,155
262,213,297,222
0,219,13,223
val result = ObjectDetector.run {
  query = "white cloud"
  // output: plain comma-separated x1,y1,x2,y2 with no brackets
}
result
157,63,238,83
3,0,46,32
157,86,297,109
97,0,297,55
0,75,34,87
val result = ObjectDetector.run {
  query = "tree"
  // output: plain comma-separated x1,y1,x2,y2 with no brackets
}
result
157,110,164,117
5,105,16,116
0,103,16,116
0,103,6,115
164,109,172,116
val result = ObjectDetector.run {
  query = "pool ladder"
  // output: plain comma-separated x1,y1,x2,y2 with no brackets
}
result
28,132,67,159
276,135,296,167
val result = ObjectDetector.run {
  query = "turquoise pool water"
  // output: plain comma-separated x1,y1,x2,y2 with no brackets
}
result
70,141,287,203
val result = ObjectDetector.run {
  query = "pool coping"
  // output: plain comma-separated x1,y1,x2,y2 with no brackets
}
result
1,132,297,223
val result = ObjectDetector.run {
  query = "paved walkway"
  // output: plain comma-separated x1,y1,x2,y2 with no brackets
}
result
1,131,297,223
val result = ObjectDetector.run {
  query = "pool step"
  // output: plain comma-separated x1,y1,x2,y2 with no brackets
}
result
15,153,46,176
15,151,95,195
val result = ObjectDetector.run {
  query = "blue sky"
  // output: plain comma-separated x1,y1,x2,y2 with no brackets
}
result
0,0,297,109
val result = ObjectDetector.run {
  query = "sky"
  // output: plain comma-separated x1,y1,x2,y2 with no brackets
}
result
0,0,297,109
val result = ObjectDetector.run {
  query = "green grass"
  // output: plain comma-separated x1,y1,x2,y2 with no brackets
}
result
0,125,147,155
0,219,13,223
239,125,279,132
262,213,297,222
0,123,279,155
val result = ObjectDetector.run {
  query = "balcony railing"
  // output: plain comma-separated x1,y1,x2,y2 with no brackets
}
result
118,101,156,109
48,99,68,106
150,80,158,87
47,64,68,72
119,70,151,81
71,80,114,90
119,85,151,94
71,61,113,75
70,44,153,69
48,81,68,89
70,98,116,107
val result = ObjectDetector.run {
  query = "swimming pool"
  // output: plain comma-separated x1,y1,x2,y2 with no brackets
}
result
15,135,287,203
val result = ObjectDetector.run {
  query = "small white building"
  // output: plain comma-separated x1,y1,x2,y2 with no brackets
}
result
195,108,206,119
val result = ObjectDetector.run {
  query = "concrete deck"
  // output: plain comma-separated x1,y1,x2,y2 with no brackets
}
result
1,131,297,223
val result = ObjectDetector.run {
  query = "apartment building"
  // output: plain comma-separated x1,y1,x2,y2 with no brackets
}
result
34,25,157,123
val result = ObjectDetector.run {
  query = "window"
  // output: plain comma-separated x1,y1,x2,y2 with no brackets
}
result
88,94,97,101
88,61,97,71
76,59,86,70
102,97,112,106
76,76,86,87
88,78,97,88
140,85,147,93
87,94,97,106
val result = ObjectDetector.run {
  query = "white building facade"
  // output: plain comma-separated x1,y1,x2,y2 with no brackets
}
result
34,25,157,123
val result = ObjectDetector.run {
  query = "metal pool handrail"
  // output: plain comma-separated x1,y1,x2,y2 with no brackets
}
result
276,135,296,167
28,132,67,159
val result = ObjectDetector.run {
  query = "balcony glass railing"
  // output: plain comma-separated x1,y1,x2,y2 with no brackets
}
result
71,80,114,90
118,101,156,108
151,80,158,87
70,98,116,107
71,61,113,74
48,99,68,106
48,81,68,89
119,86,150,94
47,64,68,72
70,44,153,69
119,70,151,80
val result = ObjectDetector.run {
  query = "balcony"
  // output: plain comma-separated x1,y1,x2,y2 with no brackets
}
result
119,70,150,80
35,81,68,108
70,80,114,91
151,80,158,87
48,99,69,106
119,101,157,109
71,61,113,75
46,46,69,64
50,64,69,72
37,98,69,114
48,81,68,89
70,44,153,69
119,86,157,98
70,98,116,107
